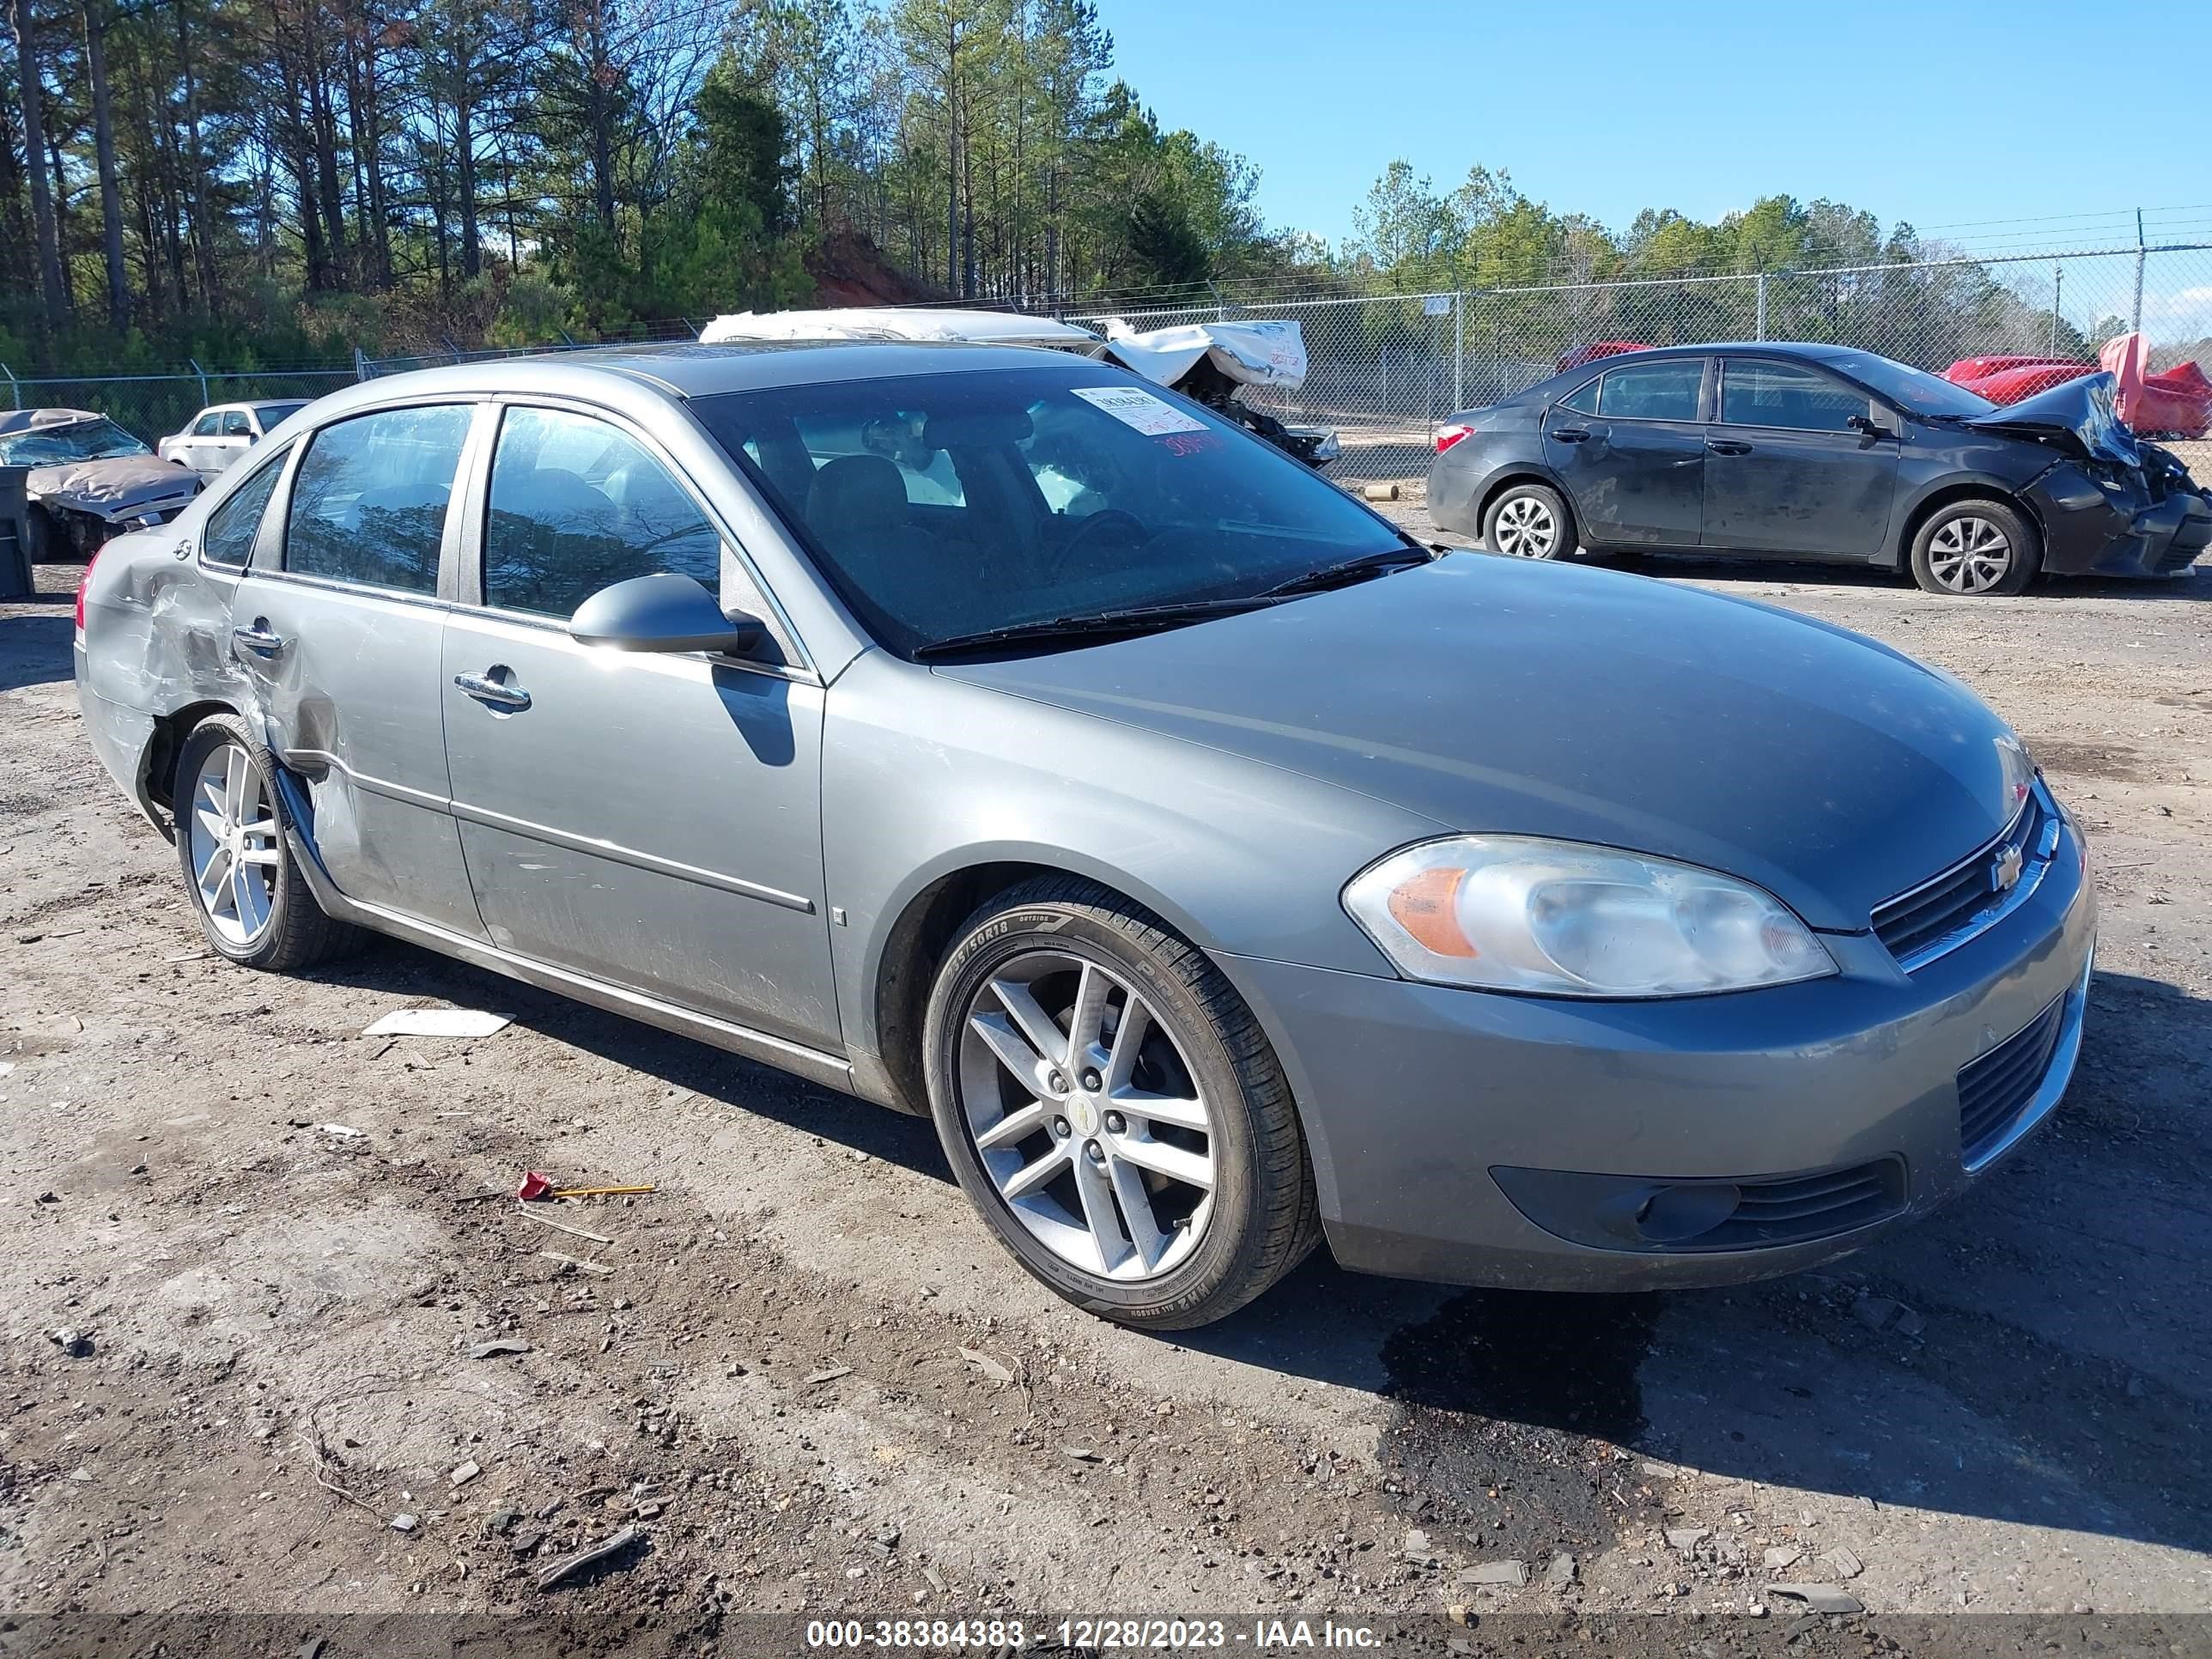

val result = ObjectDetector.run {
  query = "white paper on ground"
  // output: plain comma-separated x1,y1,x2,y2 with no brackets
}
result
363,1007,513,1038
1070,385,1208,436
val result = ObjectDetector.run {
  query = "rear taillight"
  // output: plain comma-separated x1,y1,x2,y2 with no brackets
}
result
75,550,100,639
1434,422,1474,454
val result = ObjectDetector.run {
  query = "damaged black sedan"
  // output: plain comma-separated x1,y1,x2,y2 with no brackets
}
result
1428,343,2211,594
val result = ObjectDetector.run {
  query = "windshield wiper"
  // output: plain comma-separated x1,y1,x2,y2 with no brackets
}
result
914,596,1274,659
1256,545,1437,599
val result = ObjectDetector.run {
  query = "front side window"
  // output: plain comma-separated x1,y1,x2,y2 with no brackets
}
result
482,406,721,618
222,411,252,438
1721,360,1871,433
693,365,1409,658
1596,361,1704,422
201,450,288,568
285,404,472,594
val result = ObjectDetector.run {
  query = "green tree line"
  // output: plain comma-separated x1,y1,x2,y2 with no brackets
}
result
0,0,1297,369
1,0,2147,376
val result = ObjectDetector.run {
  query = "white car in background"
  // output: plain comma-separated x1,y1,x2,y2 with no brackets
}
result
157,399,309,480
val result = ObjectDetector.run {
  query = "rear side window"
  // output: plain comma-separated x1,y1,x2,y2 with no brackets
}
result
285,404,471,594
1720,360,1871,433
202,452,288,568
482,406,721,618
1597,361,1704,422
1558,379,1600,416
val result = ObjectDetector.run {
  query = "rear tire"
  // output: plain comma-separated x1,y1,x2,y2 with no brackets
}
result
173,713,361,971
1483,482,1578,560
1909,499,2039,596
921,876,1320,1329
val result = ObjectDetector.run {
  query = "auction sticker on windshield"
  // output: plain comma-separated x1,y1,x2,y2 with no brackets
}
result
1071,385,1208,436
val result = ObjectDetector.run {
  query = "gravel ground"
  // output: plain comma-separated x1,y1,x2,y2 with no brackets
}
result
3,529,2209,1656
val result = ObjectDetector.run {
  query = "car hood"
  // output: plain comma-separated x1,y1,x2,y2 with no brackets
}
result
934,556,2028,933
1962,370,2142,466
27,456,198,517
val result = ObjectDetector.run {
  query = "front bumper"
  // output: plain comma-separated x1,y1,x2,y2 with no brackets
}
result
2027,463,2210,578
1217,810,2095,1291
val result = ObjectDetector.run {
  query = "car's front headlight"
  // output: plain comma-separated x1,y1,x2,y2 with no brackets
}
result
1343,836,1836,998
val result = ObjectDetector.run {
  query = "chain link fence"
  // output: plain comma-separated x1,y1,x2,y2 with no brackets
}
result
1071,242,2212,480
8,244,2207,485
0,319,708,448
0,364,361,448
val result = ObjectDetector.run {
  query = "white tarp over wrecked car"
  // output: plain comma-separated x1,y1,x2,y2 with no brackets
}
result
699,307,1110,356
1097,318,1309,391
696,308,1312,394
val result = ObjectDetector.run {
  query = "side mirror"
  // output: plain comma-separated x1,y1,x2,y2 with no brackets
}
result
569,572,766,656
1847,413,1893,441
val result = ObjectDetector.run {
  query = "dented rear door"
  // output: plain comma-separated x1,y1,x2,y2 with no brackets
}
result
233,400,487,936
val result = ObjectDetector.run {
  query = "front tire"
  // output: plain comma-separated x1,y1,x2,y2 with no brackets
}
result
1483,482,1577,559
1909,499,2039,596
173,714,360,970
921,877,1320,1329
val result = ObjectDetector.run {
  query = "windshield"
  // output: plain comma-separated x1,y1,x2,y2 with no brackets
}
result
1821,351,1995,418
0,416,152,467
692,365,1406,657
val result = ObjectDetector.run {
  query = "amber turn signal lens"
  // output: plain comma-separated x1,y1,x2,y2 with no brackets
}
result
1384,866,1478,957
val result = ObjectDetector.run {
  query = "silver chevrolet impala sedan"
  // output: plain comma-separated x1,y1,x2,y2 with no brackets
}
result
74,343,2096,1328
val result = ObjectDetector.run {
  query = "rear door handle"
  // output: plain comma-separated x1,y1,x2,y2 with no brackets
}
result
1706,439,1753,456
1552,426,1591,443
453,668,532,711
231,621,287,656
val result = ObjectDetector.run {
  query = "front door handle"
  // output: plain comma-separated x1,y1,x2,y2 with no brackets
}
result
453,668,532,711
1706,439,1753,456
1552,426,1591,443
232,621,287,656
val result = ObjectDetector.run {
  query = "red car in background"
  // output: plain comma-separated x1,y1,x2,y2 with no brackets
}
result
1946,332,2209,438
1555,341,1650,374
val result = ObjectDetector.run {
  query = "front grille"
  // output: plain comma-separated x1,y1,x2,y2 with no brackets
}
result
1958,994,2067,1167
1694,1159,1905,1249
1872,791,2047,969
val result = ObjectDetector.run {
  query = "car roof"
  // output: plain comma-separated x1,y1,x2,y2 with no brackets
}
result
1561,340,1865,373
278,340,1109,432
0,408,105,435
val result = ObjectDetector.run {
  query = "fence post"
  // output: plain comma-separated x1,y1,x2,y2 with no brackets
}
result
2130,208,2146,333
2051,264,2063,355
0,362,15,410
353,346,370,382
1754,272,1768,342
1452,292,1465,412
188,357,210,406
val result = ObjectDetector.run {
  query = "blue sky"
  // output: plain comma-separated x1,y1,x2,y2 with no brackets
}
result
1103,0,2212,256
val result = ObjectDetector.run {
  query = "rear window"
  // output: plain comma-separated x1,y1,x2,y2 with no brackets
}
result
692,366,1404,658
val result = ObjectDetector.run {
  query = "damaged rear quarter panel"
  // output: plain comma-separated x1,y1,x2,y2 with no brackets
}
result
74,526,253,821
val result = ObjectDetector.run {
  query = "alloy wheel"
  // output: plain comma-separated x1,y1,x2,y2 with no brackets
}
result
1927,515,2012,593
186,741,281,946
1492,495,1558,556
957,950,1216,1281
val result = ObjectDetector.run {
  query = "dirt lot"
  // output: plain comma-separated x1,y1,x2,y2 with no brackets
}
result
3,530,2209,1656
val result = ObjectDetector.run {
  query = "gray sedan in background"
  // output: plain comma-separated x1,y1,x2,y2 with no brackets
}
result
73,343,2094,1328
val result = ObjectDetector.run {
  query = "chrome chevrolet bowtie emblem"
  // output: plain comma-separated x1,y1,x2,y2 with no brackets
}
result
1995,844,2025,892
